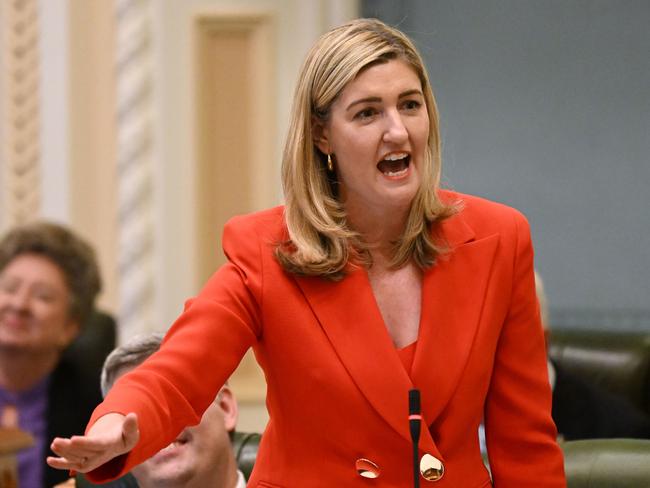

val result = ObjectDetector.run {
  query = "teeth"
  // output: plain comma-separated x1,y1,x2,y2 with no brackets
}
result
383,152,408,161
160,439,185,451
385,167,408,177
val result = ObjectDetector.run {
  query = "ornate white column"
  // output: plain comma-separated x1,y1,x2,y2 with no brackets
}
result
0,0,42,228
115,0,156,339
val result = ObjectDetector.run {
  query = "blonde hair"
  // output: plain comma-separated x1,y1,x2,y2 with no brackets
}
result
277,18,456,279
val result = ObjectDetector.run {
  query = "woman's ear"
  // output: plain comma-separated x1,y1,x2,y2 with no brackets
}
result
311,116,330,155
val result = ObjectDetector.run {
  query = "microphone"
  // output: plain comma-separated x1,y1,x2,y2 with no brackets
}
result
408,389,421,488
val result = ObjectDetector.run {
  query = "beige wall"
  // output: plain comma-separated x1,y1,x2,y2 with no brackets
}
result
67,0,118,314
19,0,359,433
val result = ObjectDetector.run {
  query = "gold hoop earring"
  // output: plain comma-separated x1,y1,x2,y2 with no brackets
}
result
327,154,334,172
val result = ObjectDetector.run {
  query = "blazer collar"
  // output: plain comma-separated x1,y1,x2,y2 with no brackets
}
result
412,230,499,427
294,210,497,456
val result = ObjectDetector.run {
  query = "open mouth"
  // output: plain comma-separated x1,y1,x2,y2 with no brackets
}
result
159,432,191,453
173,431,191,446
377,152,410,177
0,311,29,329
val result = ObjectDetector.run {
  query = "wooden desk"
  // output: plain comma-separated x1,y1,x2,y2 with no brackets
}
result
0,428,34,488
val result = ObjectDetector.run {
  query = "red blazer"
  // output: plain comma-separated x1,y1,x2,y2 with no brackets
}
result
87,191,566,487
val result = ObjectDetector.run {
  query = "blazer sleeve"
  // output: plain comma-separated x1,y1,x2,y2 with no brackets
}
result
84,216,263,482
484,212,566,487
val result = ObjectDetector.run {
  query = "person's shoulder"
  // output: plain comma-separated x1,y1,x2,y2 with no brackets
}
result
221,206,286,259
441,189,527,221
440,189,529,235
224,206,285,237
227,205,284,225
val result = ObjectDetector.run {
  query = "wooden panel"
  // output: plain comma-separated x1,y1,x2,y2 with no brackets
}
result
68,0,118,314
193,14,274,411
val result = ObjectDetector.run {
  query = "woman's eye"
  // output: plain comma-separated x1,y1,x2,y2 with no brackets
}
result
33,286,58,303
0,279,18,294
354,108,378,121
402,100,422,111
35,292,55,303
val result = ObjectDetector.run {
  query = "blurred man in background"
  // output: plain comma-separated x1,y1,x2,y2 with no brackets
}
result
98,333,245,488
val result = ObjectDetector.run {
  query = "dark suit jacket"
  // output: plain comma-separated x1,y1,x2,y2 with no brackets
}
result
552,361,650,441
44,355,104,487
43,311,115,487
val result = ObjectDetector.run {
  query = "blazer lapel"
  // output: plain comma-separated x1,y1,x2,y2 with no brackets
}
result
412,215,499,429
295,268,440,455
293,208,497,456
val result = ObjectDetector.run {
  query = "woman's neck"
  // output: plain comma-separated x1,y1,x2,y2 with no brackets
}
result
0,349,59,392
346,202,410,259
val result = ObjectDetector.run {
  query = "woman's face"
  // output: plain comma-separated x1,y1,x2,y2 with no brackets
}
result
0,253,78,353
315,58,429,218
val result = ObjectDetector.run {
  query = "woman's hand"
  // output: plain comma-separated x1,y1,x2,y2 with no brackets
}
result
47,412,140,473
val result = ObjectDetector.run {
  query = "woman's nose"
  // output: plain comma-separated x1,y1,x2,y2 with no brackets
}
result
382,111,408,144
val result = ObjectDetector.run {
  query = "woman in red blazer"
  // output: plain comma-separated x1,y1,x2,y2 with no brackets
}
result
49,19,566,487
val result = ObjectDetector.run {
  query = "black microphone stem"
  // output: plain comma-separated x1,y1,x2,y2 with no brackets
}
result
409,389,421,488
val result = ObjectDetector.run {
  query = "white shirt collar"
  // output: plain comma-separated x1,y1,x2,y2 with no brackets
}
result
547,359,556,391
234,470,246,488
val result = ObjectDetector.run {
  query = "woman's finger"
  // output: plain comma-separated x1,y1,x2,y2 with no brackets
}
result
47,448,117,473
49,437,117,471
46,454,97,472
46,456,73,470
50,436,107,458
121,413,140,450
